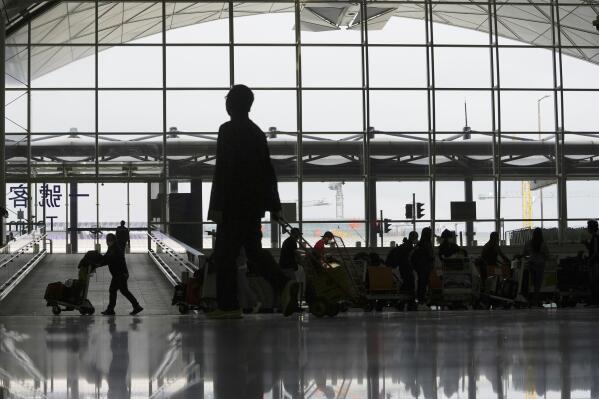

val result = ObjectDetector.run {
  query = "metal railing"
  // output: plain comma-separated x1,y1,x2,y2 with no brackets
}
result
0,230,48,302
147,229,202,287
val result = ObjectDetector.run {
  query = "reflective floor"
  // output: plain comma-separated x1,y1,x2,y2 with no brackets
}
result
1,309,599,398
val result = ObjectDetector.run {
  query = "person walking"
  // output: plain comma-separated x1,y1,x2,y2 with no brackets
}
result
115,220,130,252
522,227,550,307
97,233,143,316
410,227,435,310
208,84,299,319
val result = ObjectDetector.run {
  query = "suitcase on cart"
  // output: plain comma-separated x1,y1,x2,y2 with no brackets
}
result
44,282,66,302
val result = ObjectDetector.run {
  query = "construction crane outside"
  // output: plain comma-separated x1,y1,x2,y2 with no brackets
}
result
328,182,345,219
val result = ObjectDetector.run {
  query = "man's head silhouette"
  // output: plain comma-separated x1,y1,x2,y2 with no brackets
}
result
226,84,254,118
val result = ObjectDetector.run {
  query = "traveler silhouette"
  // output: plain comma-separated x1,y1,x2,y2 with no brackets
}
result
208,84,299,319
96,233,143,316
115,220,130,252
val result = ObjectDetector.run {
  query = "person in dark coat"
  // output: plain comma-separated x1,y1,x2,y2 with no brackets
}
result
386,231,419,293
115,220,130,251
410,227,435,309
208,84,299,319
279,228,302,272
96,233,143,316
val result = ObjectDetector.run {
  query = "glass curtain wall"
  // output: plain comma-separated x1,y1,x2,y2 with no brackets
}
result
4,0,599,248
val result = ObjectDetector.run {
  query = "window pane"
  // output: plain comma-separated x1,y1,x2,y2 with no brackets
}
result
233,7,295,43
435,181,464,221
6,46,28,88
564,91,599,132
369,91,428,132
99,46,162,87
377,181,430,221
166,2,229,43
167,46,229,88
32,91,95,133
98,2,162,44
251,90,297,132
302,47,361,87
32,46,95,88
501,91,555,133
302,181,364,220
99,91,163,132
367,12,426,45
234,47,295,87
567,180,599,221
31,2,96,45
167,90,228,133
435,91,492,132
5,91,28,133
302,90,362,132
300,3,361,44
431,5,489,45
434,48,491,88
499,48,554,89
368,47,427,88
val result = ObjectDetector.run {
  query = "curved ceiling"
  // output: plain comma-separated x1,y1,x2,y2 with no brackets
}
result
2,0,599,85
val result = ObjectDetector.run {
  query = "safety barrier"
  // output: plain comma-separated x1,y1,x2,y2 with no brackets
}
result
0,231,48,302
147,230,201,287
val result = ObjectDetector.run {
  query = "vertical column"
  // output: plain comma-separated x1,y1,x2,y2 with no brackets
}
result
0,15,6,246
294,0,303,234
465,177,474,246
161,1,168,235
70,182,78,253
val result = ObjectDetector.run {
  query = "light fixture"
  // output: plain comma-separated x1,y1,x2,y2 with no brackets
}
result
367,126,375,139
68,127,80,139
594,15,599,31
268,126,277,139
168,126,180,139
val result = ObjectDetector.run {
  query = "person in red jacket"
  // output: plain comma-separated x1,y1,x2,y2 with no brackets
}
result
314,231,334,260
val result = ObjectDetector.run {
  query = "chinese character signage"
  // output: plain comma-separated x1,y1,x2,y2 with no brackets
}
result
8,184,28,208
39,184,63,208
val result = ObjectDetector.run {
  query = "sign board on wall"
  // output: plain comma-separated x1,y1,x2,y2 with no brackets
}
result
280,203,297,223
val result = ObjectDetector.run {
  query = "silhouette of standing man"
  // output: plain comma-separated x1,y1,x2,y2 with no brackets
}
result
115,220,130,252
208,85,298,319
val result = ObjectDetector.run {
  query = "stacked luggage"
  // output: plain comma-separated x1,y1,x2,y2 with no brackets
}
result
44,250,101,315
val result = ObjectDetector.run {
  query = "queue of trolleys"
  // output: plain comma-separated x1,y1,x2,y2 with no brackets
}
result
171,220,595,318
42,221,594,317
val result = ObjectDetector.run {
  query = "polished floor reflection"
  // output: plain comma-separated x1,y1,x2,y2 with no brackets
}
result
1,309,598,398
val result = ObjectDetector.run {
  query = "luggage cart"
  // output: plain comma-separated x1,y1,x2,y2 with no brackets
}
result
351,252,415,312
479,262,521,309
277,219,367,317
557,255,591,307
45,262,96,316
511,256,559,307
433,257,479,309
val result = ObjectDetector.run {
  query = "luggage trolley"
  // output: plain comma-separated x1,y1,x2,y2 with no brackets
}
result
511,256,559,306
45,261,96,316
557,255,593,307
435,256,479,309
277,219,367,317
